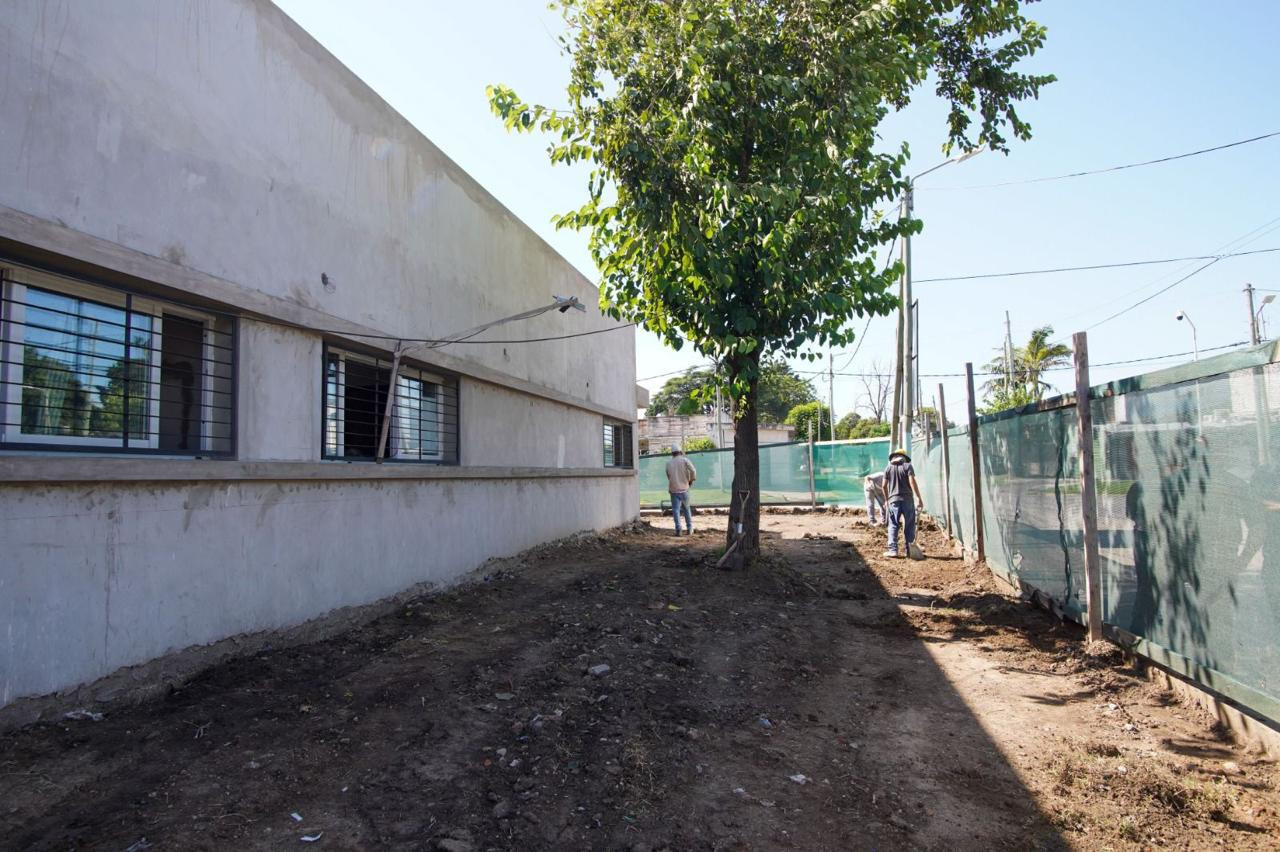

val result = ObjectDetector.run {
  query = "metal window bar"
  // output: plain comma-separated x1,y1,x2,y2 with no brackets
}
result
603,422,634,469
322,345,459,464
0,267,237,456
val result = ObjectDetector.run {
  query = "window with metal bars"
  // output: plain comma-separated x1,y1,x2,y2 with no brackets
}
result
0,263,235,455
323,345,459,463
603,421,634,468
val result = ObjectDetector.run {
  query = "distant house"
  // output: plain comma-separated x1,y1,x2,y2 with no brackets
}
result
0,0,637,713
638,413,795,453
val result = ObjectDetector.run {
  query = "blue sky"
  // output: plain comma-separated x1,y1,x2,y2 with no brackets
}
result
273,0,1280,420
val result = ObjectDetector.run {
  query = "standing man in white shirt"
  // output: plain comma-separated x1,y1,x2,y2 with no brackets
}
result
665,449,698,535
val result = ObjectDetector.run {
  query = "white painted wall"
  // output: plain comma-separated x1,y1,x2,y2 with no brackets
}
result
0,0,638,709
0,0,633,417
0,475,633,706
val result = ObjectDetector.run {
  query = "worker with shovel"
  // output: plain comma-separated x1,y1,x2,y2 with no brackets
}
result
882,448,925,559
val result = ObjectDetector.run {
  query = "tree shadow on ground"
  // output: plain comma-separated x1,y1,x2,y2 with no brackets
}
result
757,529,1067,850
0,523,1068,851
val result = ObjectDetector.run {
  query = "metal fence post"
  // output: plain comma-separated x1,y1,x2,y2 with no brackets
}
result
1072,332,1104,642
807,425,817,508
937,383,954,536
965,363,985,562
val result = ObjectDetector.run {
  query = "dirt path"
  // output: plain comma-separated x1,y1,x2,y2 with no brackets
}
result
1,510,1276,851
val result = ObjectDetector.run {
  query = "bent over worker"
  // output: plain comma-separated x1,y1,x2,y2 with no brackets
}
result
864,470,886,526
882,448,925,559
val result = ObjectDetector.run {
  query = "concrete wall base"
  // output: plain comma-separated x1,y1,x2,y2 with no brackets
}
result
0,525,635,733
960,534,1280,759
1139,662,1280,759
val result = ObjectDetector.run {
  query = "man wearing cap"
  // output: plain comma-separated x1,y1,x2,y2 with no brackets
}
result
882,448,925,559
665,448,698,536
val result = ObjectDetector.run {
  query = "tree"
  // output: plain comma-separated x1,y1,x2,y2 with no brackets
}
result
981,324,1072,412
849,418,892,439
684,435,717,452
756,357,818,423
784,401,830,441
857,359,893,423
834,411,861,440
647,357,816,421
980,383,1037,416
490,0,1052,559
647,367,717,416
1021,326,1072,398
917,405,953,437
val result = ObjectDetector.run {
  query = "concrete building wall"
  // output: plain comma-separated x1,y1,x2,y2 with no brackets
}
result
461,382,608,469
0,0,632,420
0,471,632,706
0,0,638,711
238,320,324,461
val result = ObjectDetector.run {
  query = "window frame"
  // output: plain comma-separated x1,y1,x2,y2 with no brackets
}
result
603,420,634,469
0,262,237,457
322,343,459,465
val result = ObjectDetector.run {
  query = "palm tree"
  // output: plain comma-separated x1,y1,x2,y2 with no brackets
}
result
1020,325,1072,400
979,324,1073,412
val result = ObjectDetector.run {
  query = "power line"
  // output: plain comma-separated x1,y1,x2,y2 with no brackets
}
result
796,340,1247,378
835,235,899,372
1048,213,1280,338
925,129,1280,190
1085,259,1223,331
915,246,1280,284
637,363,714,383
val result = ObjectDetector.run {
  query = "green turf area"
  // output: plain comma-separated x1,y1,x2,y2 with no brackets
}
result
640,488,843,509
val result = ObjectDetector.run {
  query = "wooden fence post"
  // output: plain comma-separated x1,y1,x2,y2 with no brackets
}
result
965,363,985,563
1073,332,1104,642
937,383,954,536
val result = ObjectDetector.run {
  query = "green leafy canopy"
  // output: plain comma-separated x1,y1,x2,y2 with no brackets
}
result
646,357,817,421
489,0,1053,397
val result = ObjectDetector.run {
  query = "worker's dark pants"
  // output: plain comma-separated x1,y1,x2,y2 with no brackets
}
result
886,500,916,554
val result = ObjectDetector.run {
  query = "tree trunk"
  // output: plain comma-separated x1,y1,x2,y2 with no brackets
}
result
727,351,761,560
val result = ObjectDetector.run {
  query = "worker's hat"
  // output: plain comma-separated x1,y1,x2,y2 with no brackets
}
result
890,448,911,462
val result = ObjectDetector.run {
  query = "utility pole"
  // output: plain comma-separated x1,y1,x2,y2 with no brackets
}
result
1246,283,1261,345
891,148,983,453
1004,310,1015,395
828,352,836,442
892,285,904,447
899,184,915,452
914,299,921,429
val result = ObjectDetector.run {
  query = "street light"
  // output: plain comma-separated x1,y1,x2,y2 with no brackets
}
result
1175,309,1198,360
895,147,985,453
375,295,586,461
1257,294,1276,342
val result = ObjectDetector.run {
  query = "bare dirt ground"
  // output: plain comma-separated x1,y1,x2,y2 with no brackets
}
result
2,510,1277,851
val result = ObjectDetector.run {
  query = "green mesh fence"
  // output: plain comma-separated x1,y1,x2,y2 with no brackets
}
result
638,438,890,508
914,341,1280,725
917,433,947,523
978,407,1086,618
1092,359,1280,721
916,427,977,549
